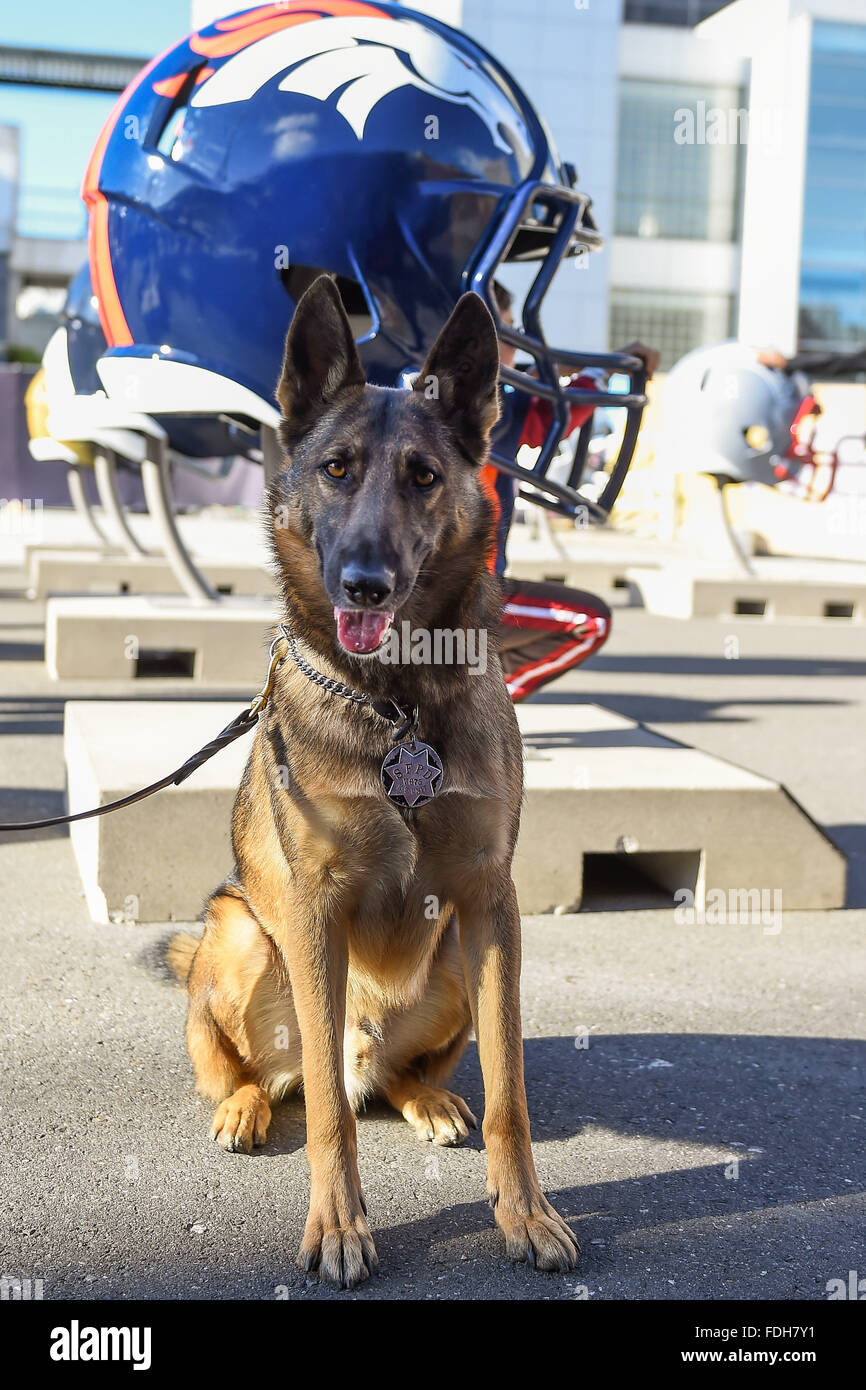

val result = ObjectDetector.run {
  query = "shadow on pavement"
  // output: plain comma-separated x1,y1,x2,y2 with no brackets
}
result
529,691,847,726
580,654,866,679
826,824,866,909
19,1032,859,1301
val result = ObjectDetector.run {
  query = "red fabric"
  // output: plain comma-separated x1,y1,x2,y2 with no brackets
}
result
478,464,501,573
502,617,609,702
499,584,611,701
786,394,819,461
518,374,596,450
480,373,597,573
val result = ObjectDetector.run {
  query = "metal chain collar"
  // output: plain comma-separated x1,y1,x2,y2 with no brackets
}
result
278,624,419,743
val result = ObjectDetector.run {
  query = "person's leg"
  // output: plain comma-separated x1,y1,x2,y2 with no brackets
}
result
498,577,611,701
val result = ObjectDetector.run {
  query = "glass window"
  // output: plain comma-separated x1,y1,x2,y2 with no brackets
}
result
624,2,731,28
798,22,866,350
609,287,734,370
615,79,743,242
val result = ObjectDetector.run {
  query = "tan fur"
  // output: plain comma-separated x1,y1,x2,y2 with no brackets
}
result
172,280,579,1288
165,931,199,984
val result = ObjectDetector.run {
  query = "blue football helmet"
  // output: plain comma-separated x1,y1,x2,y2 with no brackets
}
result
82,0,647,517
63,262,267,460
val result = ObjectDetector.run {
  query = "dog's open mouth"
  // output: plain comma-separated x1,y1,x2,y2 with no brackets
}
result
334,608,394,654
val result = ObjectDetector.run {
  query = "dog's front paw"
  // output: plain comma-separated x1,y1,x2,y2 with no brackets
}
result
298,1201,379,1290
492,1189,580,1273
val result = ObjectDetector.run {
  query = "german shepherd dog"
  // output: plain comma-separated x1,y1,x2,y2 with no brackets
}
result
169,275,579,1288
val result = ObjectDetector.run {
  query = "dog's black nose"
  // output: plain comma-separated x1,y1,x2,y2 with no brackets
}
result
341,564,395,607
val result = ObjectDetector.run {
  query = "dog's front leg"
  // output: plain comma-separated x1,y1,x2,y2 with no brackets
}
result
281,907,378,1289
459,878,579,1272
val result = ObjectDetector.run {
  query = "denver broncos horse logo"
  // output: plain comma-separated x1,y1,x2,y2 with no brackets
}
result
189,9,522,154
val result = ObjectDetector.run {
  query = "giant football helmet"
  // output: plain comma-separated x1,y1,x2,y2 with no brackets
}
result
662,341,811,487
82,0,647,517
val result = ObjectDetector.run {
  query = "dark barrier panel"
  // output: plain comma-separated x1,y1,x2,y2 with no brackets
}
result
0,365,263,510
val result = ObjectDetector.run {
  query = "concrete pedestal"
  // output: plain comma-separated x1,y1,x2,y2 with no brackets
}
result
505,528,667,597
63,699,846,923
46,595,279,682
29,548,275,600
629,558,866,621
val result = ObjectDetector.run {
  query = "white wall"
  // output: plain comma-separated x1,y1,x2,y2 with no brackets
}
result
611,237,739,294
620,20,746,83
457,0,624,350
0,125,19,349
0,125,17,258
700,0,816,352
190,1,231,26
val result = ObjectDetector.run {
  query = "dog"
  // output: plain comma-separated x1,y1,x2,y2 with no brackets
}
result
168,275,579,1288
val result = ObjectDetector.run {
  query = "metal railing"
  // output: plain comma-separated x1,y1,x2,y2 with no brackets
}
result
0,45,146,93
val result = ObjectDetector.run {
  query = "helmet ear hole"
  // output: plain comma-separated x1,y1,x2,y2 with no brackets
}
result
280,266,371,337
152,64,208,159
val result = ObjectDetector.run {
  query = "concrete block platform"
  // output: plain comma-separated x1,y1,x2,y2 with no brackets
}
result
629,558,866,621
28,548,276,599
505,529,668,598
64,699,846,923
46,594,278,682
516,702,845,913
506,554,643,595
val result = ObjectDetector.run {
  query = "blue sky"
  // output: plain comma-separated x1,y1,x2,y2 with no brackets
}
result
0,0,192,236
2,0,190,54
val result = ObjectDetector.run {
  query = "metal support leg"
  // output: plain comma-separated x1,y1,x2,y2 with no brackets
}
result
66,463,112,549
93,449,150,558
535,500,569,560
140,437,219,605
713,479,755,578
261,424,283,490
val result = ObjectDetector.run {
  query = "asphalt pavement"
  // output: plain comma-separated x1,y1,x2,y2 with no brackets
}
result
1,579,864,1301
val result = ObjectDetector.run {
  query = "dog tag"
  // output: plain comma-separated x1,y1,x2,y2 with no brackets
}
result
381,740,443,809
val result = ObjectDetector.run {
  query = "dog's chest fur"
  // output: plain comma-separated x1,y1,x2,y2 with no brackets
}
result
245,678,521,990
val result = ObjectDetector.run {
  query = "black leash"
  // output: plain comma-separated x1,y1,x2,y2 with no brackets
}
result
0,628,290,834
0,624,443,831
0,706,261,833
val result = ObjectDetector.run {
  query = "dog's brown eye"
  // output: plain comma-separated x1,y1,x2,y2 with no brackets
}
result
413,466,438,489
323,459,347,479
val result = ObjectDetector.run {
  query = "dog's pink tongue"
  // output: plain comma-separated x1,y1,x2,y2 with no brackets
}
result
335,608,393,653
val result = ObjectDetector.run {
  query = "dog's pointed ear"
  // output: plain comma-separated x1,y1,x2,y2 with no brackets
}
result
276,275,365,442
414,292,500,459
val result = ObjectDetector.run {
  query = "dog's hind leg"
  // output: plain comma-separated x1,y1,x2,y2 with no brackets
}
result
374,920,478,1147
185,885,299,1153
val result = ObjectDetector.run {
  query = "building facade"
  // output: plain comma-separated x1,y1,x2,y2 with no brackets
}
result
413,0,866,369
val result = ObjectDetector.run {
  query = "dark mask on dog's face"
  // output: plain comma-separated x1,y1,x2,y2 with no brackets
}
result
272,276,500,656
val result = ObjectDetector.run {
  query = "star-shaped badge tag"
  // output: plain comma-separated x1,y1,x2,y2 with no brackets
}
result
381,741,444,808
